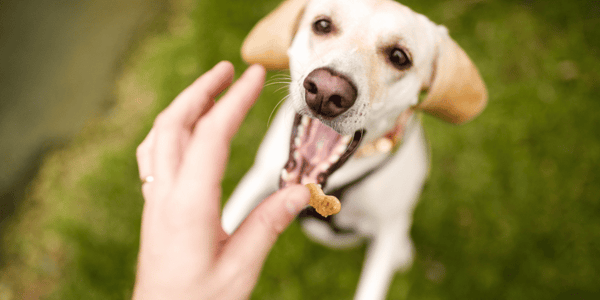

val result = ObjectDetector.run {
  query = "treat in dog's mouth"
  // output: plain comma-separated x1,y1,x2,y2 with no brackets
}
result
279,113,364,190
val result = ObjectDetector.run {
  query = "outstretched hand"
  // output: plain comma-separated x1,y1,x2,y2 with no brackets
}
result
133,61,309,299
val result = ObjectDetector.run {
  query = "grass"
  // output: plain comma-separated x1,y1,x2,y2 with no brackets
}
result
1,0,600,299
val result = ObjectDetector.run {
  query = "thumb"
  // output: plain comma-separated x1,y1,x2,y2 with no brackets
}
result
217,185,310,274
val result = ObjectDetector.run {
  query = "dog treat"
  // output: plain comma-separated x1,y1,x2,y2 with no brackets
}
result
305,183,341,217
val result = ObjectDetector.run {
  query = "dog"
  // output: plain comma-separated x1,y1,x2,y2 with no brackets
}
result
222,0,487,299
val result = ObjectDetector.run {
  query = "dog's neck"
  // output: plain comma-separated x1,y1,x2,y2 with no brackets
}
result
353,108,415,158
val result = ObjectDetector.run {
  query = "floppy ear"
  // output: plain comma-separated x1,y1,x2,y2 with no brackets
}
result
241,0,308,70
417,27,488,124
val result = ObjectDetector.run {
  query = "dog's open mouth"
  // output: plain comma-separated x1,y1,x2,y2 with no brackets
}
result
279,113,364,189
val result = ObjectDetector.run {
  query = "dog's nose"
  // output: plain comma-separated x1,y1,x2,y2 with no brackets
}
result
303,67,357,118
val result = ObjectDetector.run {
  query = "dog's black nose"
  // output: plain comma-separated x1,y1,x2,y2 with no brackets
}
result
303,67,357,118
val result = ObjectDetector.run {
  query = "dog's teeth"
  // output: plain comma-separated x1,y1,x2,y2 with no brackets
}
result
340,135,352,145
335,144,347,155
281,169,290,180
297,125,305,137
294,137,302,147
318,161,332,171
329,153,341,163
293,150,300,160
301,115,310,126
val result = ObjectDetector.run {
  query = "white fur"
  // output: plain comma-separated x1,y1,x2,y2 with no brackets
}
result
222,1,446,299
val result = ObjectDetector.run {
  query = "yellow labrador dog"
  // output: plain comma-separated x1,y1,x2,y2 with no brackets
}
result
222,0,487,298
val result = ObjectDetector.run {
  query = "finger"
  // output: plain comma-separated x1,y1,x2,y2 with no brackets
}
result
152,61,235,188
136,128,155,179
137,129,155,200
204,64,266,142
217,185,310,279
166,61,235,129
175,64,266,205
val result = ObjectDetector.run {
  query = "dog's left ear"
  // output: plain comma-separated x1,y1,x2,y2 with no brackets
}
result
241,0,308,70
417,27,487,124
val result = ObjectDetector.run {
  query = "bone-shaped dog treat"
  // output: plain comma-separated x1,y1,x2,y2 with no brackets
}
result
305,183,341,217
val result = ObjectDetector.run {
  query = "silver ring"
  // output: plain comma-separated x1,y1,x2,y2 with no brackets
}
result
141,175,155,184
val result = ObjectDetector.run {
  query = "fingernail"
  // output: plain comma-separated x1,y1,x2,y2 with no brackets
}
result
284,185,310,215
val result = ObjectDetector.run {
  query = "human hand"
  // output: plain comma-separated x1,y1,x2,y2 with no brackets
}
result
133,61,310,299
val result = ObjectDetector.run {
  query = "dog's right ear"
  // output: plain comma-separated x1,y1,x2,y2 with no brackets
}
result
241,0,308,70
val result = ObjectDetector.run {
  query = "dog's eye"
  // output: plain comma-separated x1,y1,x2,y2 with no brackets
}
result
388,48,411,70
313,17,334,35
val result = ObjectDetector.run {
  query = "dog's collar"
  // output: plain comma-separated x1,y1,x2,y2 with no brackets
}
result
353,108,415,158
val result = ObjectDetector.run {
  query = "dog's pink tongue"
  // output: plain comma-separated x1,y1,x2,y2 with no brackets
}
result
280,114,353,189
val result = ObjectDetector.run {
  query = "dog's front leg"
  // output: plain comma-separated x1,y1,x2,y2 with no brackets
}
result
221,101,296,234
354,219,412,300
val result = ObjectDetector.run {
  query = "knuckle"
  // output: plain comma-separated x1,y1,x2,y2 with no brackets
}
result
154,111,174,129
255,208,285,236
216,259,241,281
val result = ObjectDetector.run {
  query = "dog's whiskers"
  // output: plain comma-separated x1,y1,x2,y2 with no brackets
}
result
274,85,290,94
264,81,291,87
269,74,292,80
265,73,292,95
267,95,290,127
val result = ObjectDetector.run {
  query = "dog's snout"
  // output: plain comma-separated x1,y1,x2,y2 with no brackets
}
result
303,68,357,118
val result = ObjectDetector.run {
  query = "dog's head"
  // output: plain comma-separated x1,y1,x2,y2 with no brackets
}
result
242,0,487,136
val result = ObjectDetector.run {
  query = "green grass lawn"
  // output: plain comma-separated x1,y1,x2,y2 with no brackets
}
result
1,0,599,299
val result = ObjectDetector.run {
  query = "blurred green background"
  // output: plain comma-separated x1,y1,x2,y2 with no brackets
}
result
1,0,599,299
